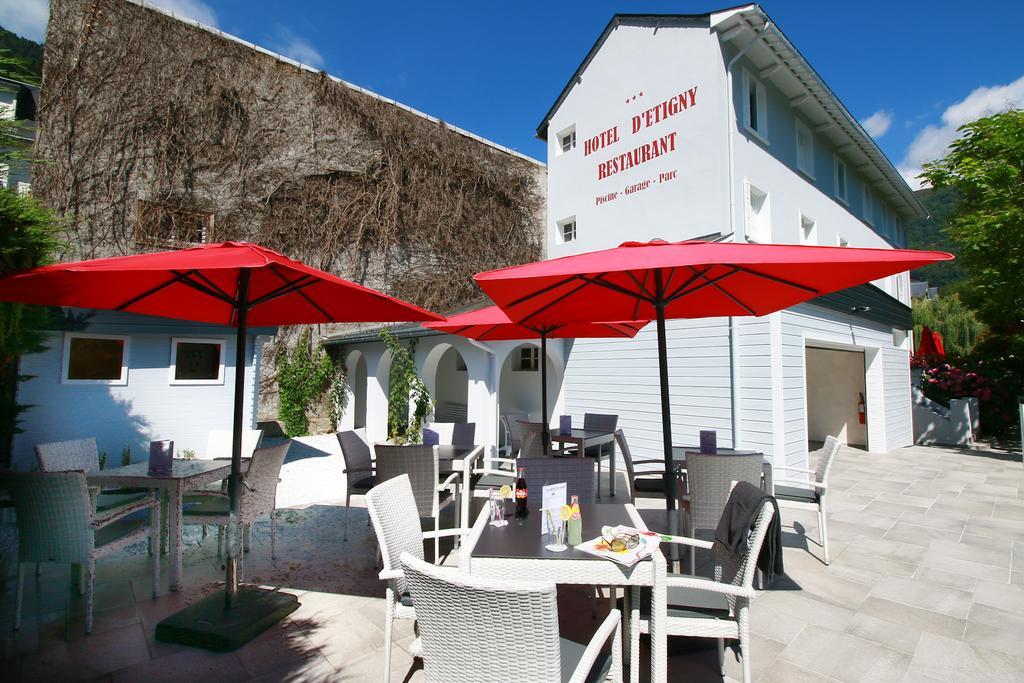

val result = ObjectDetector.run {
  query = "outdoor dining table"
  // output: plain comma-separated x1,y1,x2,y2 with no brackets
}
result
461,502,667,683
550,427,618,497
86,458,234,592
436,444,485,538
670,446,774,492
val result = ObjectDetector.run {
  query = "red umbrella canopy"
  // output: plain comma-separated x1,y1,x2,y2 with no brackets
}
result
918,325,938,356
0,242,441,325
423,304,648,341
475,239,953,325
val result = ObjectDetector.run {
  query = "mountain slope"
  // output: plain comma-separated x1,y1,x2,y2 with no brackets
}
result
0,26,43,81
907,186,965,291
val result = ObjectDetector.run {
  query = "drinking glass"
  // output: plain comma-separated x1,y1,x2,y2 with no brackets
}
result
489,491,506,526
544,509,567,552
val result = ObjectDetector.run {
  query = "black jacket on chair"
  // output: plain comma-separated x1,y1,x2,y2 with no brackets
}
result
713,480,783,582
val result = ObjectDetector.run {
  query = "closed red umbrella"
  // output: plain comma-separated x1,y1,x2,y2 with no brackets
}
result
424,305,648,451
476,239,953,531
0,241,440,646
918,325,939,356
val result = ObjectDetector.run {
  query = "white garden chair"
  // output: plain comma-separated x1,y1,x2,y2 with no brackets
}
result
772,435,840,564
7,470,160,635
365,474,469,682
633,497,776,683
402,551,622,682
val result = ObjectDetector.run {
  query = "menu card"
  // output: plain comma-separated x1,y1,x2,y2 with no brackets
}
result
540,482,567,534
699,430,717,454
422,428,440,446
559,415,572,435
148,440,174,476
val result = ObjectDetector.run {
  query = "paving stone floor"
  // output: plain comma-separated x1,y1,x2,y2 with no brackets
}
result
1,443,1022,681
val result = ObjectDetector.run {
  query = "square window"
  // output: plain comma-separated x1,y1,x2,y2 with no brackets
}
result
743,71,768,141
800,213,817,245
170,337,225,384
515,347,539,371
834,157,848,204
795,120,814,177
556,124,576,156
63,334,129,384
558,217,576,243
745,182,771,243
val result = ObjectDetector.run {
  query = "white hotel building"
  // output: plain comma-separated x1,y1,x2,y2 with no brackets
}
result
337,5,924,472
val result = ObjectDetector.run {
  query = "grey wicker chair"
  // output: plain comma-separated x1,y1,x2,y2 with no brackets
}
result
451,422,476,448
6,470,160,634
616,429,671,504
181,443,290,575
633,497,775,683
34,438,148,513
365,474,469,682
773,436,840,564
517,420,546,458
338,429,375,541
516,456,595,504
402,551,622,683
683,451,765,574
374,444,460,563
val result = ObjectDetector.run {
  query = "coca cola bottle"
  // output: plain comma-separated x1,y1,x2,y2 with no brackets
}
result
514,467,529,518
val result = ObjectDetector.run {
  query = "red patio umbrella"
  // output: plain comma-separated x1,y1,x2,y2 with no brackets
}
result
423,304,648,451
0,241,441,646
476,239,953,529
918,325,938,356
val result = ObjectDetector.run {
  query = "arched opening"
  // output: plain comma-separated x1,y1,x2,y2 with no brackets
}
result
344,350,367,430
423,343,470,423
497,342,561,432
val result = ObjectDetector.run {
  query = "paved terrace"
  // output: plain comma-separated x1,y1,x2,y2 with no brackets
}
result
2,443,1023,682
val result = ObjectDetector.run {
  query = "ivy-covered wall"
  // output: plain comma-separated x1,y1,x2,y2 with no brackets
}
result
34,0,546,424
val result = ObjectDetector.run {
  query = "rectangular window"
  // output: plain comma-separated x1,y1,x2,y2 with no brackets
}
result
800,213,817,245
743,70,768,141
834,157,848,204
745,181,771,243
135,200,213,249
515,347,539,372
863,186,875,226
62,333,129,385
558,216,576,243
169,337,225,385
556,124,576,156
795,119,814,177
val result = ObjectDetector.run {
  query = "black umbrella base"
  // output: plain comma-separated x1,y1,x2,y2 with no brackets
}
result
155,586,299,652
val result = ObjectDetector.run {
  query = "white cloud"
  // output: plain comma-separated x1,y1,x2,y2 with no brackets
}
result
0,0,217,43
899,74,1024,189
270,27,324,69
0,0,49,42
859,109,892,138
149,0,218,27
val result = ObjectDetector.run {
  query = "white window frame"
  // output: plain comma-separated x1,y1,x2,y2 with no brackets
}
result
61,332,130,386
169,336,227,385
863,185,875,226
834,157,848,204
556,124,576,156
799,212,817,245
744,180,771,243
514,346,539,372
795,119,814,178
557,216,577,243
742,70,769,143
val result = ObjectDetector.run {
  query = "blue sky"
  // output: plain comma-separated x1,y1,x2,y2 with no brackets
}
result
4,0,1023,187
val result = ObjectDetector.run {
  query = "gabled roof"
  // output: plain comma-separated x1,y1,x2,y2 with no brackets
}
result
536,5,925,219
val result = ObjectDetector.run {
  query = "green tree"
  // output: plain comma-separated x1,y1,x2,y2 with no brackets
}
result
0,189,63,466
912,293,986,356
920,110,1024,337
379,329,431,444
275,329,335,437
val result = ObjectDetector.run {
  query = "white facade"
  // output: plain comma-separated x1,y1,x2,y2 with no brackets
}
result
540,7,922,469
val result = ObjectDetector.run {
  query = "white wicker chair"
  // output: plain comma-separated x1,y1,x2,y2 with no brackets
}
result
499,412,530,457
6,470,160,635
402,551,622,683
365,474,470,682
374,444,460,563
633,498,775,683
34,438,148,513
338,429,375,541
180,443,290,575
772,436,840,564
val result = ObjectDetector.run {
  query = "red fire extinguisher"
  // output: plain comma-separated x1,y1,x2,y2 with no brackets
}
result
857,393,866,425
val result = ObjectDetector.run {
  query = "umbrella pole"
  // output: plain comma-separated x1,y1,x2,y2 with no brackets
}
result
541,333,550,455
653,272,680,559
225,269,250,608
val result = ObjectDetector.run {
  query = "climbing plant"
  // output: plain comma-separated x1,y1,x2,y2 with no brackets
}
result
276,329,335,436
328,356,348,431
380,329,431,444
